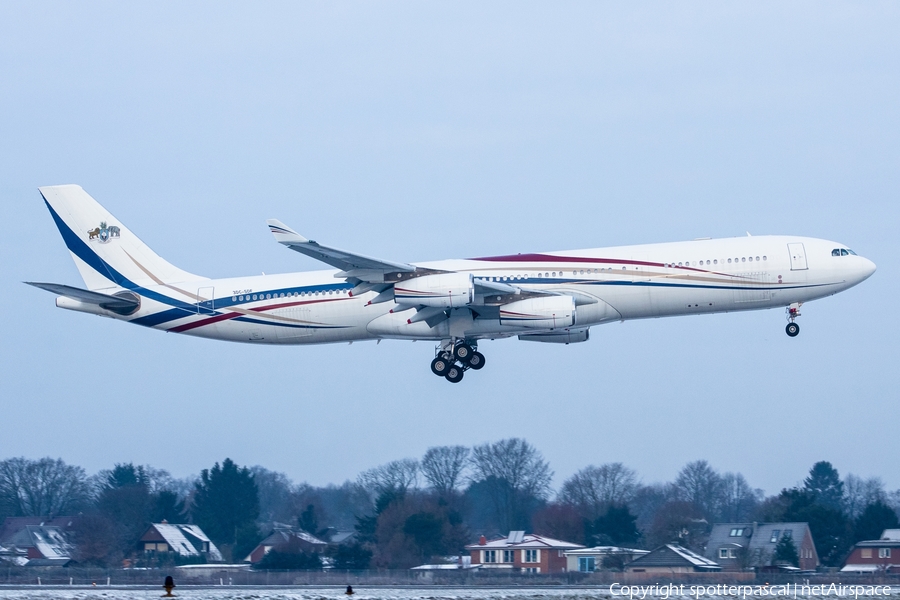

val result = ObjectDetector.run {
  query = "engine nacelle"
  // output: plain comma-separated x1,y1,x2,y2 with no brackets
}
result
519,327,589,344
499,295,575,329
393,272,474,308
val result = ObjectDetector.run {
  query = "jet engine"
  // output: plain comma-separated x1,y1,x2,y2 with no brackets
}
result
393,272,474,308
499,295,575,329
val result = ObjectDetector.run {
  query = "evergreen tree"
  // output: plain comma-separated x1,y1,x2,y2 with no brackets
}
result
591,504,640,545
402,511,445,558
299,504,319,535
97,463,153,558
192,458,260,560
853,501,900,543
329,542,372,570
804,461,844,512
150,490,185,523
781,488,849,566
773,534,799,567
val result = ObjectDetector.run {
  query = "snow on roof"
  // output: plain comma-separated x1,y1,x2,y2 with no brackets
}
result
175,563,250,571
153,524,200,556
8,526,73,561
0,544,28,567
150,523,222,560
31,527,71,560
667,544,721,568
179,525,210,543
564,546,649,557
466,533,584,550
882,529,900,541
841,564,881,573
329,531,356,544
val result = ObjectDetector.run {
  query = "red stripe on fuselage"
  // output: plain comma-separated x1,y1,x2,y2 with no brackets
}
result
469,253,737,277
167,297,350,333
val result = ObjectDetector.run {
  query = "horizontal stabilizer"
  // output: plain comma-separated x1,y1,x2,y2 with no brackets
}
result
25,282,140,312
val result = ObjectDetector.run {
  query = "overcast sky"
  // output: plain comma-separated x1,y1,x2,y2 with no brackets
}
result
1,2,897,497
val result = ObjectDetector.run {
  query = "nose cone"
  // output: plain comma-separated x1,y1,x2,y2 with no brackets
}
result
860,257,877,280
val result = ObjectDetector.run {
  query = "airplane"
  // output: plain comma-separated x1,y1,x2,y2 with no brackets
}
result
28,185,876,383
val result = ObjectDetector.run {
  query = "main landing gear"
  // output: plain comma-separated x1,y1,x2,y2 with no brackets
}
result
785,302,802,337
430,340,485,383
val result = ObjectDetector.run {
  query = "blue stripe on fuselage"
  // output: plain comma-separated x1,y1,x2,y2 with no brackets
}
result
42,197,197,312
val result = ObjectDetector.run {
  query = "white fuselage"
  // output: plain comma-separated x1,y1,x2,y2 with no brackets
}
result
95,235,874,345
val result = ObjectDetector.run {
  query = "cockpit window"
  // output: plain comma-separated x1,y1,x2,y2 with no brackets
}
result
832,249,841,256
847,249,857,255
833,248,857,256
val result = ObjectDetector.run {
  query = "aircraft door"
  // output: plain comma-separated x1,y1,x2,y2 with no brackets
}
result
787,243,808,271
197,286,215,314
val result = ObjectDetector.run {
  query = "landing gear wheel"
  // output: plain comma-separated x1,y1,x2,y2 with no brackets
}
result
454,343,474,363
786,322,800,337
467,351,485,370
431,356,452,376
445,365,464,383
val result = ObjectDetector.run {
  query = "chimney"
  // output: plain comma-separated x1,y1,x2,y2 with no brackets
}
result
479,535,486,546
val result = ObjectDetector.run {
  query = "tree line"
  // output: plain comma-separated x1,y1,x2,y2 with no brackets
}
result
1,441,898,569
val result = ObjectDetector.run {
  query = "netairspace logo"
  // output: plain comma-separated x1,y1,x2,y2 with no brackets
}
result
610,584,893,600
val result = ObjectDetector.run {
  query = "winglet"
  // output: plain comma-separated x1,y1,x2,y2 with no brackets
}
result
266,219,310,245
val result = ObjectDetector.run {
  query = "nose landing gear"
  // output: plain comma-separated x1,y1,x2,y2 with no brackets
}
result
431,339,485,383
785,303,802,337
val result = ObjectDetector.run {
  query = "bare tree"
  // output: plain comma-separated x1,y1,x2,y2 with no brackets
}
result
673,460,723,519
250,466,296,525
469,438,553,532
421,446,469,495
358,459,419,500
717,472,763,522
0,457,92,517
559,463,638,519
843,474,887,519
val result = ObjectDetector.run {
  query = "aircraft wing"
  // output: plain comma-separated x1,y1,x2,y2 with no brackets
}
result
25,281,140,311
265,220,590,307
267,220,416,279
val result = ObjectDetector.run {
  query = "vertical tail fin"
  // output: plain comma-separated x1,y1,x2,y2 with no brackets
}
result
39,185,204,291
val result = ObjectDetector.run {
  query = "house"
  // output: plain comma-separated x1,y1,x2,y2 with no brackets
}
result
842,529,900,573
243,527,329,564
139,522,223,562
564,546,649,572
0,516,78,543
625,544,721,573
704,522,818,571
0,543,29,566
1,524,74,566
465,531,584,574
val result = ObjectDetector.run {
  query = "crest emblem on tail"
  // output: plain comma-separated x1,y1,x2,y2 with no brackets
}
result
87,221,120,243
